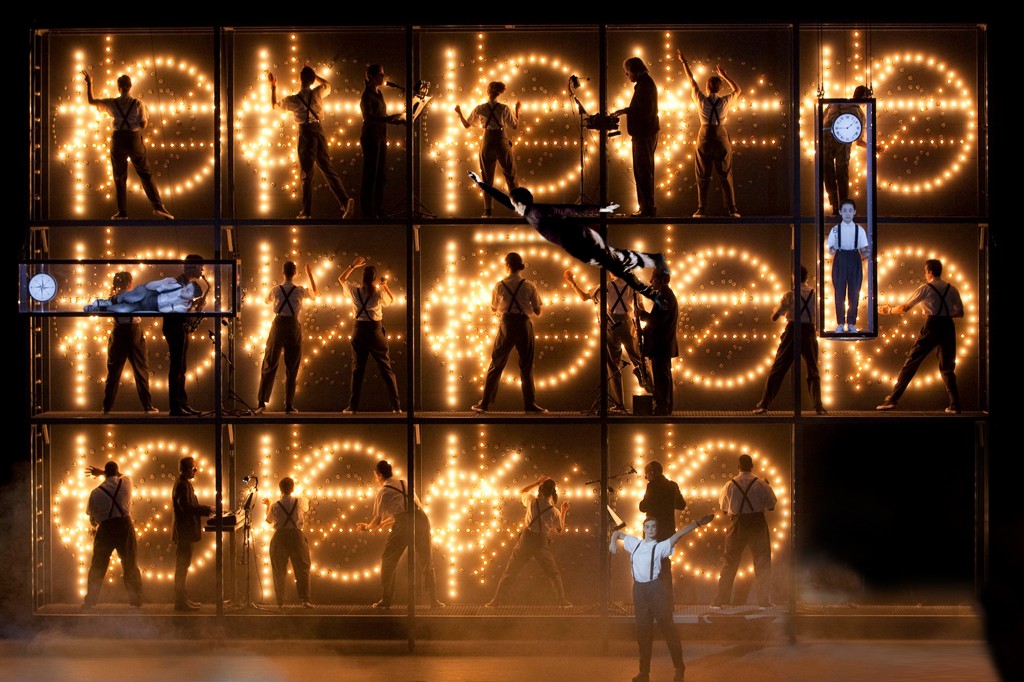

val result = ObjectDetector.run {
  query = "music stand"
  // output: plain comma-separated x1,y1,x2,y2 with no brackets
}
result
386,83,437,220
229,479,269,611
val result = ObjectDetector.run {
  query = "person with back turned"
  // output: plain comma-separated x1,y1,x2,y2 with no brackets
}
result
83,460,144,609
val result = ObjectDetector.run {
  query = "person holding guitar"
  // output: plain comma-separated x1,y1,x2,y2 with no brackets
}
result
564,269,652,413
611,512,715,682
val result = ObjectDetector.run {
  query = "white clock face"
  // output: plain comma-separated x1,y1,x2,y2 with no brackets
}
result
28,273,57,303
832,112,862,144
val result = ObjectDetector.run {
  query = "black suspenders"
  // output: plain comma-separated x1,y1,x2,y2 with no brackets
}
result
276,285,297,316
501,279,526,314
926,282,952,316
731,477,759,514
354,287,372,321
113,98,136,131
709,95,722,125
299,91,320,124
280,498,300,529
383,482,409,514
798,290,813,323
629,540,659,582
610,281,628,315
101,478,127,520
526,497,554,532
482,102,500,130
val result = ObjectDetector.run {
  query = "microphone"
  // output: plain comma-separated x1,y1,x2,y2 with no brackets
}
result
628,465,638,475
569,75,589,89
385,81,405,91
242,473,258,485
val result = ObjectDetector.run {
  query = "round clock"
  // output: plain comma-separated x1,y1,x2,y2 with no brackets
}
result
831,112,862,144
28,272,57,303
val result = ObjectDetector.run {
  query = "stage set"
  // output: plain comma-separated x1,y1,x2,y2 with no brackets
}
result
15,22,989,644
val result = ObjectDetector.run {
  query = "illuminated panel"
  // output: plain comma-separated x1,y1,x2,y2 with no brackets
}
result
820,246,977,405
51,34,216,218
800,31,977,212
52,431,217,599
233,33,405,217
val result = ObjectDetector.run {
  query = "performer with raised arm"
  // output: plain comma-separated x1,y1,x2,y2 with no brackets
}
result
466,171,669,309
337,256,402,414
486,475,572,608
83,460,144,609
456,81,520,217
255,261,319,415
81,71,173,220
677,49,742,218
610,512,714,682
268,67,356,220
638,460,687,597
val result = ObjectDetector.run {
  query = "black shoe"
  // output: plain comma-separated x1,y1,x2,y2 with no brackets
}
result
285,405,299,414
169,410,187,417
470,402,488,413
174,602,199,612
481,210,492,218
524,404,548,413
815,405,827,414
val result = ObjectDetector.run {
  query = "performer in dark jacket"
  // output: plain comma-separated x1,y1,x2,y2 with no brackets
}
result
640,270,679,415
359,64,405,219
171,455,213,611
639,460,687,597
612,57,660,217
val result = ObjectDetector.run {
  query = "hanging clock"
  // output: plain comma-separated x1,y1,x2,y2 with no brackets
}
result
831,112,863,144
28,272,57,302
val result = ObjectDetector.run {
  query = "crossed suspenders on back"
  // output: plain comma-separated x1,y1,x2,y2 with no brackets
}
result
797,290,814,324
482,102,502,131
608,280,630,316
298,91,320,125
501,279,526,315
629,538,660,583
276,285,297,316
707,95,724,126
277,498,300,529
728,476,760,516
113,98,138,131
354,287,373,321
100,478,128,521
926,282,953,316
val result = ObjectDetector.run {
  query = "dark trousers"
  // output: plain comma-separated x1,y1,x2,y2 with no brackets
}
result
348,321,401,411
359,134,388,218
558,226,662,304
270,528,311,605
85,516,143,606
633,579,684,676
822,135,852,212
649,355,673,415
832,250,864,327
481,314,535,407
606,315,646,407
714,512,772,606
480,132,517,211
258,316,302,408
491,529,567,603
758,322,822,410
162,316,190,413
631,133,658,215
103,322,154,411
298,123,351,215
379,511,438,603
888,316,960,408
111,130,163,213
174,538,195,603
695,125,737,212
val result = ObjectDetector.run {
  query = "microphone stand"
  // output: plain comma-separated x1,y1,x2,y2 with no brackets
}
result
581,470,635,615
215,329,255,416
569,78,595,204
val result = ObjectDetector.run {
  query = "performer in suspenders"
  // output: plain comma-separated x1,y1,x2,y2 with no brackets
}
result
264,477,312,608
610,513,713,682
565,269,653,412
456,81,520,217
486,475,572,608
877,258,965,413
677,49,742,219
466,172,671,310
82,71,174,220
83,460,144,609
711,454,777,608
356,460,444,609
472,252,547,413
826,199,871,332
255,261,319,414
338,256,402,413
268,67,356,220
753,266,825,414
638,461,687,599
100,272,159,414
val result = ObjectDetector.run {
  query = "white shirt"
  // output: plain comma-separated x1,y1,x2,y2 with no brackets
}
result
492,274,541,316
373,477,422,525
589,278,635,316
343,280,393,322
826,222,869,254
87,475,133,524
776,284,816,325
280,86,329,125
143,277,201,313
622,534,673,583
520,493,561,535
902,279,965,318
720,471,777,516
693,91,736,126
94,96,149,132
468,101,517,131
269,283,310,318
267,494,308,530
